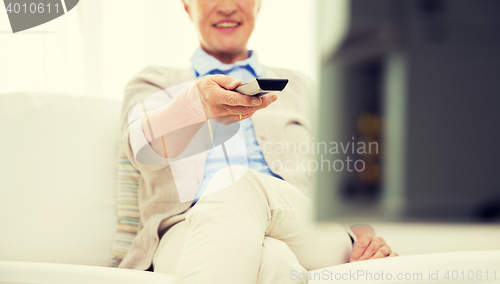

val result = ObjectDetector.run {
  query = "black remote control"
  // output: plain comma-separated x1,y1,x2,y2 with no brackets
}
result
234,78,289,96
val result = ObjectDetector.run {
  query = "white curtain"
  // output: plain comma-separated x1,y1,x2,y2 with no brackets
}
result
0,0,333,101
0,1,85,96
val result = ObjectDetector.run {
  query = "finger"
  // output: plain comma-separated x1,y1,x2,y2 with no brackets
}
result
225,95,276,115
231,93,276,109
212,104,254,117
218,112,254,123
388,252,398,257
260,93,278,104
349,233,373,262
213,116,240,125
211,75,243,90
246,93,276,111
225,105,257,116
368,245,392,260
217,91,263,107
357,237,385,261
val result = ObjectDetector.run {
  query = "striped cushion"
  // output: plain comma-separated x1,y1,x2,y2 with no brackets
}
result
111,140,141,267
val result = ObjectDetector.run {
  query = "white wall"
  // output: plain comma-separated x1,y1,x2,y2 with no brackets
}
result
0,0,318,101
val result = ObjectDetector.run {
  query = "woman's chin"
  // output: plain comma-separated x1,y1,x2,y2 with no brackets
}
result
213,42,247,54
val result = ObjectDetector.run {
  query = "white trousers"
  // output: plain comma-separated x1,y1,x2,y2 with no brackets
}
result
153,166,353,284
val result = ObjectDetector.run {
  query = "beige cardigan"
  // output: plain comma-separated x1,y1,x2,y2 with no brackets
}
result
118,65,317,270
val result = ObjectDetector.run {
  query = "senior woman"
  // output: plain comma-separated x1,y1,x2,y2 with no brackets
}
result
118,0,397,283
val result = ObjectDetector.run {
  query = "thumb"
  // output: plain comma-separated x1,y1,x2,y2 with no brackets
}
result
212,75,242,90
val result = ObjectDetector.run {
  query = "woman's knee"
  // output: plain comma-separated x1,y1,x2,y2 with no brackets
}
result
186,173,269,231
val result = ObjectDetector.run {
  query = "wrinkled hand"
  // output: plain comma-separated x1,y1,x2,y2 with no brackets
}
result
195,74,277,122
349,233,398,262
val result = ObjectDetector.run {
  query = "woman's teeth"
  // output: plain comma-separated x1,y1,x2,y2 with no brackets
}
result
215,22,240,28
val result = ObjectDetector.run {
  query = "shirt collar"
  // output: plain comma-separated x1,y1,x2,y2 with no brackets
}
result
190,47,265,78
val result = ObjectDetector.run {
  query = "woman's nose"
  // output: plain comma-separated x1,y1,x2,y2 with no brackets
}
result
216,0,238,15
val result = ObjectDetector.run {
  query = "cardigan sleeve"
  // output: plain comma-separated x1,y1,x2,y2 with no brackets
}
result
121,66,173,172
121,66,206,171
128,109,169,166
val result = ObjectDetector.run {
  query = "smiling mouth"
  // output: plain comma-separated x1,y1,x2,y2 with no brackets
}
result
213,22,241,28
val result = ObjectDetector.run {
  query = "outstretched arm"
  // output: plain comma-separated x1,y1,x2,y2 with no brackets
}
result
142,75,276,158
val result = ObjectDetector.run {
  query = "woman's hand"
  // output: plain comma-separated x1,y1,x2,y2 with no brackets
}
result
196,74,277,121
349,225,398,262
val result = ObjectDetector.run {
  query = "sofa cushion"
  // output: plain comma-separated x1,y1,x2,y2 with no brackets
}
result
0,93,121,266
111,141,140,267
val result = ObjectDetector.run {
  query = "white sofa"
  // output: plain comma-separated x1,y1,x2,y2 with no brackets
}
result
1,93,499,283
